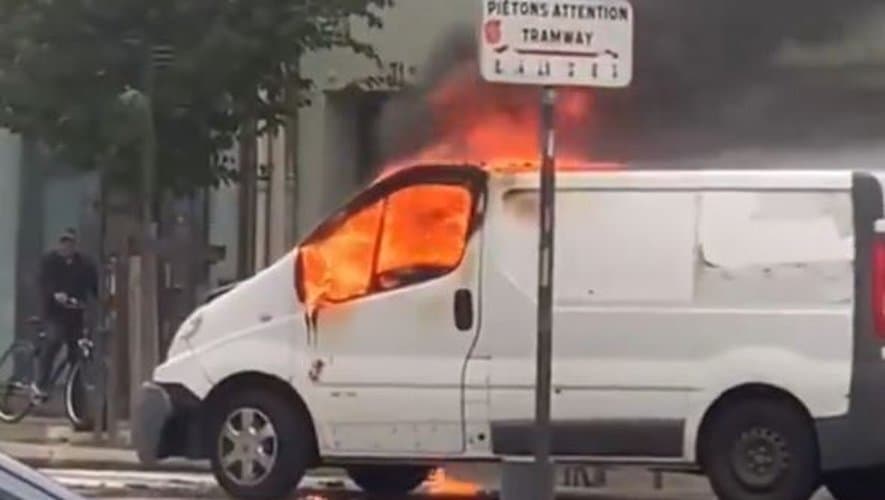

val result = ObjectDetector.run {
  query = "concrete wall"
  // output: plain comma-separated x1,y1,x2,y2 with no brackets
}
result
208,183,240,287
13,143,104,335
211,131,292,280
0,131,21,350
295,0,479,238
300,0,478,88
42,170,100,254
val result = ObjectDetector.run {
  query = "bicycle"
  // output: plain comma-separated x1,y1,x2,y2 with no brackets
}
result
0,297,104,431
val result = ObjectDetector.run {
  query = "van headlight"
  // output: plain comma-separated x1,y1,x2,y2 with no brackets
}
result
179,313,203,341
166,313,203,359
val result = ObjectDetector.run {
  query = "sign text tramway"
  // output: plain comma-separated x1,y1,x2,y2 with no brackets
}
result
480,0,633,88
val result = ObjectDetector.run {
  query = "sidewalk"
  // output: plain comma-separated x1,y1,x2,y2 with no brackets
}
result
0,417,132,445
0,418,209,472
0,418,356,477
0,440,212,472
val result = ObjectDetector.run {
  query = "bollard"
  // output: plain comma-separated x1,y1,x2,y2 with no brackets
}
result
91,254,120,444
106,329,119,444
501,462,540,500
91,328,106,443
127,255,143,426
105,255,120,445
653,470,663,490
594,467,606,486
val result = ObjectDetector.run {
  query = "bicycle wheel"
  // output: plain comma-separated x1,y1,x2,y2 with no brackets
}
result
0,341,36,423
65,361,105,432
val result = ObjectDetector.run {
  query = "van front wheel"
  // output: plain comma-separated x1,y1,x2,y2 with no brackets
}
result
208,387,313,500
347,465,431,496
701,396,819,500
825,467,885,500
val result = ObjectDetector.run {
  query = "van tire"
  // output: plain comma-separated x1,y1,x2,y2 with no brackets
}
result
700,396,819,500
347,465,431,496
825,467,885,500
207,387,312,500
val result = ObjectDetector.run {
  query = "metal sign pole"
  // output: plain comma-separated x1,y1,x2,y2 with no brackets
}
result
479,2,632,497
534,85,557,500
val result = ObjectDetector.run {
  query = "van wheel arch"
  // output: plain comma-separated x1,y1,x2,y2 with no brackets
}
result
696,383,817,466
203,371,319,465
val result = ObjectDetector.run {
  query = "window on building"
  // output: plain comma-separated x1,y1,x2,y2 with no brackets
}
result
355,91,392,182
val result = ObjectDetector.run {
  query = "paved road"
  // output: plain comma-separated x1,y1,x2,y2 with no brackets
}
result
45,468,485,499
40,468,842,500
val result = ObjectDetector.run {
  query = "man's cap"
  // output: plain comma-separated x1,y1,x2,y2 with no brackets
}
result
59,228,77,242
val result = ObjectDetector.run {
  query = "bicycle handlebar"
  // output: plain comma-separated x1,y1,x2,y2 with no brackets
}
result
55,296,86,310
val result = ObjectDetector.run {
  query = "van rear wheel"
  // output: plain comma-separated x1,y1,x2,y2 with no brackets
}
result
700,396,819,500
825,467,885,500
347,465,431,496
208,387,313,500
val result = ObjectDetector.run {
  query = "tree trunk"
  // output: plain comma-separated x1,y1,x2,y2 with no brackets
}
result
237,118,258,280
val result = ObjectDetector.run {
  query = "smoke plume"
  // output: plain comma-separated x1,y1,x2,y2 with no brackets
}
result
376,1,885,169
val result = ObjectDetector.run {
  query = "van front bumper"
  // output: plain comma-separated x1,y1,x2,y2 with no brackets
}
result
133,382,204,464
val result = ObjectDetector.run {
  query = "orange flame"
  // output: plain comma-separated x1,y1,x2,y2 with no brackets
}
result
299,185,473,311
299,201,384,308
392,60,609,173
425,468,481,496
298,61,615,312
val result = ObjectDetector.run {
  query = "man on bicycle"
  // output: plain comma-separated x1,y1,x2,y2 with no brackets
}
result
33,229,98,401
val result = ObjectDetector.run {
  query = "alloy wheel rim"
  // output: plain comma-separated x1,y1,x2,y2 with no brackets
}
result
217,407,278,486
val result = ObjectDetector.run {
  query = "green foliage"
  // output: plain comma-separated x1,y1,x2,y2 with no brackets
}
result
0,0,392,193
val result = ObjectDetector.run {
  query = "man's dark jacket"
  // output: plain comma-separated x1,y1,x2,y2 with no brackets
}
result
38,251,98,320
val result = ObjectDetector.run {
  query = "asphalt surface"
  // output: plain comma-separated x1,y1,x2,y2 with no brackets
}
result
42,468,841,500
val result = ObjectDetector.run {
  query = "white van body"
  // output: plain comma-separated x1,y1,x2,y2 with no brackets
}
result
134,165,885,499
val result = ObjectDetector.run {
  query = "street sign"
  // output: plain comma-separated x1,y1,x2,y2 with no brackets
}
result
480,0,634,88
479,3,634,499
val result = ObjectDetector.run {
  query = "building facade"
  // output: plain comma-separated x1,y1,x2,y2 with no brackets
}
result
292,0,479,240
0,131,22,352
0,135,104,351
226,0,482,269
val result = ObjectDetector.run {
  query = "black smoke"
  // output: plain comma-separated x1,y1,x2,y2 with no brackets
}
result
376,1,885,168
375,24,478,165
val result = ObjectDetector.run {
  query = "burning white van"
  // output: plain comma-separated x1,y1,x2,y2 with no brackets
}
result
134,163,885,500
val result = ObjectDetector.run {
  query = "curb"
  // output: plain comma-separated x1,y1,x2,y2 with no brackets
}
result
0,441,209,473
1,441,344,478
22,455,211,474
0,423,134,456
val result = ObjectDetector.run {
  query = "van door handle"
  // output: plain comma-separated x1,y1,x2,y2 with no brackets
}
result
454,289,474,331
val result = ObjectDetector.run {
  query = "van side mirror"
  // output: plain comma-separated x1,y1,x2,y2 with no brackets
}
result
454,289,474,331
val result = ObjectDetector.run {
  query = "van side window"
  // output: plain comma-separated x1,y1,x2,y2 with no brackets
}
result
299,201,384,305
499,190,698,303
298,182,475,307
697,191,853,305
375,184,473,290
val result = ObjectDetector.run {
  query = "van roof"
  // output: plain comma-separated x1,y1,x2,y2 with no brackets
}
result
489,166,855,190
393,162,857,190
